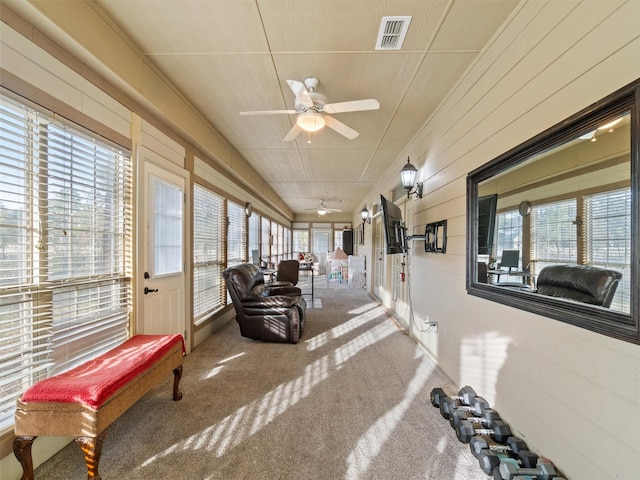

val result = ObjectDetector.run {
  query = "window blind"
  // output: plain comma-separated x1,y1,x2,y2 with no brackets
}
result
584,188,631,313
192,184,224,323
0,94,132,430
226,201,246,267
248,213,260,263
493,210,522,263
261,217,270,261
530,199,577,274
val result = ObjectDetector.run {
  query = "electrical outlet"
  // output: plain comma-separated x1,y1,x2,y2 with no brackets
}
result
423,320,438,332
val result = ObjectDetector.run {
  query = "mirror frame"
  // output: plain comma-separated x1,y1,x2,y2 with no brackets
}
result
467,79,640,345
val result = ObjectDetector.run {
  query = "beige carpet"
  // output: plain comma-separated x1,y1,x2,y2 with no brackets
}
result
34,285,483,479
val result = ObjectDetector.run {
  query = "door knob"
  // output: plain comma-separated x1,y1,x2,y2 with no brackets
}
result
144,287,159,294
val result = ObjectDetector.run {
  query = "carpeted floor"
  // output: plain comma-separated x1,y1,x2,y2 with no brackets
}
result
34,285,484,479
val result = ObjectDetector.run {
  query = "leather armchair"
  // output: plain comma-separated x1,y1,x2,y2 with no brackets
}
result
536,264,622,308
223,263,306,343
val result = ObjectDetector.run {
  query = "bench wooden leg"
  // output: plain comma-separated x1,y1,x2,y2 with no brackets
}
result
75,430,107,480
13,436,36,480
173,364,183,401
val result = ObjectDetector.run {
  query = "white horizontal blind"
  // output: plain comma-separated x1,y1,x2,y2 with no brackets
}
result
248,213,260,263
261,217,270,261
272,221,281,265
584,188,631,313
284,226,291,259
0,94,132,429
226,200,246,267
530,199,577,275
192,184,224,323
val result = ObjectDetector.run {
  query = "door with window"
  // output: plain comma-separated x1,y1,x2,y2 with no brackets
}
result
311,228,331,275
139,153,187,343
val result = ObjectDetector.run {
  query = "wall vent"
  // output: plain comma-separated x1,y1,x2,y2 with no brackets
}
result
375,16,412,50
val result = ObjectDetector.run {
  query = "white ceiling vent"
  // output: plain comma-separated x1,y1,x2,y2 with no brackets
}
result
375,16,412,50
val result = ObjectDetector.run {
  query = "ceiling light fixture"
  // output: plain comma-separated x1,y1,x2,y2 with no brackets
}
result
317,208,327,216
297,111,326,132
598,117,622,131
400,157,423,198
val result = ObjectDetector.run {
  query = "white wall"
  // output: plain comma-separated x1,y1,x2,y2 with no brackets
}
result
384,2,640,479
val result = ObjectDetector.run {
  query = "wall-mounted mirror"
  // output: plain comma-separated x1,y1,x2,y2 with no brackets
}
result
467,79,639,344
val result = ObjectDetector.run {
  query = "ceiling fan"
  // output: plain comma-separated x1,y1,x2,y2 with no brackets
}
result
305,200,342,216
240,77,379,142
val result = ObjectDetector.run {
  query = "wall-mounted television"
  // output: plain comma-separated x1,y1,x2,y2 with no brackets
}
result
477,194,497,255
380,194,406,254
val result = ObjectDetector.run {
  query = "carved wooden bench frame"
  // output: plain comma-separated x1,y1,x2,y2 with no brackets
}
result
13,336,184,480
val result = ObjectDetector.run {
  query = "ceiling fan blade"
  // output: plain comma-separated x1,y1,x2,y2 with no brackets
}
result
286,79,314,108
323,99,380,114
324,115,359,140
239,109,297,116
283,124,302,142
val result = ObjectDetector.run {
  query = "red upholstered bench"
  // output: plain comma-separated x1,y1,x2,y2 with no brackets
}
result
13,334,184,480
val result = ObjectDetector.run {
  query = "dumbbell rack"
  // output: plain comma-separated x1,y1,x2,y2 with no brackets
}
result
429,385,567,479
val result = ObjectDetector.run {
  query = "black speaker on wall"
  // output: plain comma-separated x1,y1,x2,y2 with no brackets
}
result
342,229,353,255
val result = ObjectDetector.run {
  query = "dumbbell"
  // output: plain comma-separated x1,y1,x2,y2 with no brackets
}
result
440,395,490,420
450,406,501,429
476,438,539,475
430,385,477,408
499,456,560,480
456,418,512,444
470,435,528,458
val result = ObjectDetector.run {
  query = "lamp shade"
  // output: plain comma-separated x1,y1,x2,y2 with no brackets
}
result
297,111,326,132
360,206,369,221
400,157,417,189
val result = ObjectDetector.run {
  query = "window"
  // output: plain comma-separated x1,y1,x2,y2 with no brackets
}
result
494,209,522,266
530,199,577,274
0,94,132,430
150,177,183,276
261,217,270,262
248,213,260,264
226,200,246,267
584,188,631,313
293,230,309,254
283,226,291,260
192,184,224,324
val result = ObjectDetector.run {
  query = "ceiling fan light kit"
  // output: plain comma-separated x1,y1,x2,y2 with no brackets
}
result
304,199,342,216
240,77,379,142
297,111,326,132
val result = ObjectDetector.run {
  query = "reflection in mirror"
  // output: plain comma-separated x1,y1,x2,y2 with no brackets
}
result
467,79,639,344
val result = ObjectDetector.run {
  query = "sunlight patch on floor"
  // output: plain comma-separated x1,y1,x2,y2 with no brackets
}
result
345,357,436,479
137,312,400,468
305,303,383,351
204,352,246,378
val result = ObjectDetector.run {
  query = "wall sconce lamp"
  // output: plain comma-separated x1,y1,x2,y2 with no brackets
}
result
400,157,423,199
360,206,371,224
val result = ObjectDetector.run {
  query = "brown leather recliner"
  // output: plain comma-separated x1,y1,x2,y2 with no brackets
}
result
223,263,306,343
536,264,622,308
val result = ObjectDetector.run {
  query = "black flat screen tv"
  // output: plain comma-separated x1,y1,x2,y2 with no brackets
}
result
380,194,406,254
477,194,498,255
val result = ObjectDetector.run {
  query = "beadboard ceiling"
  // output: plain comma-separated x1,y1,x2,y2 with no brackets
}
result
8,0,521,218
